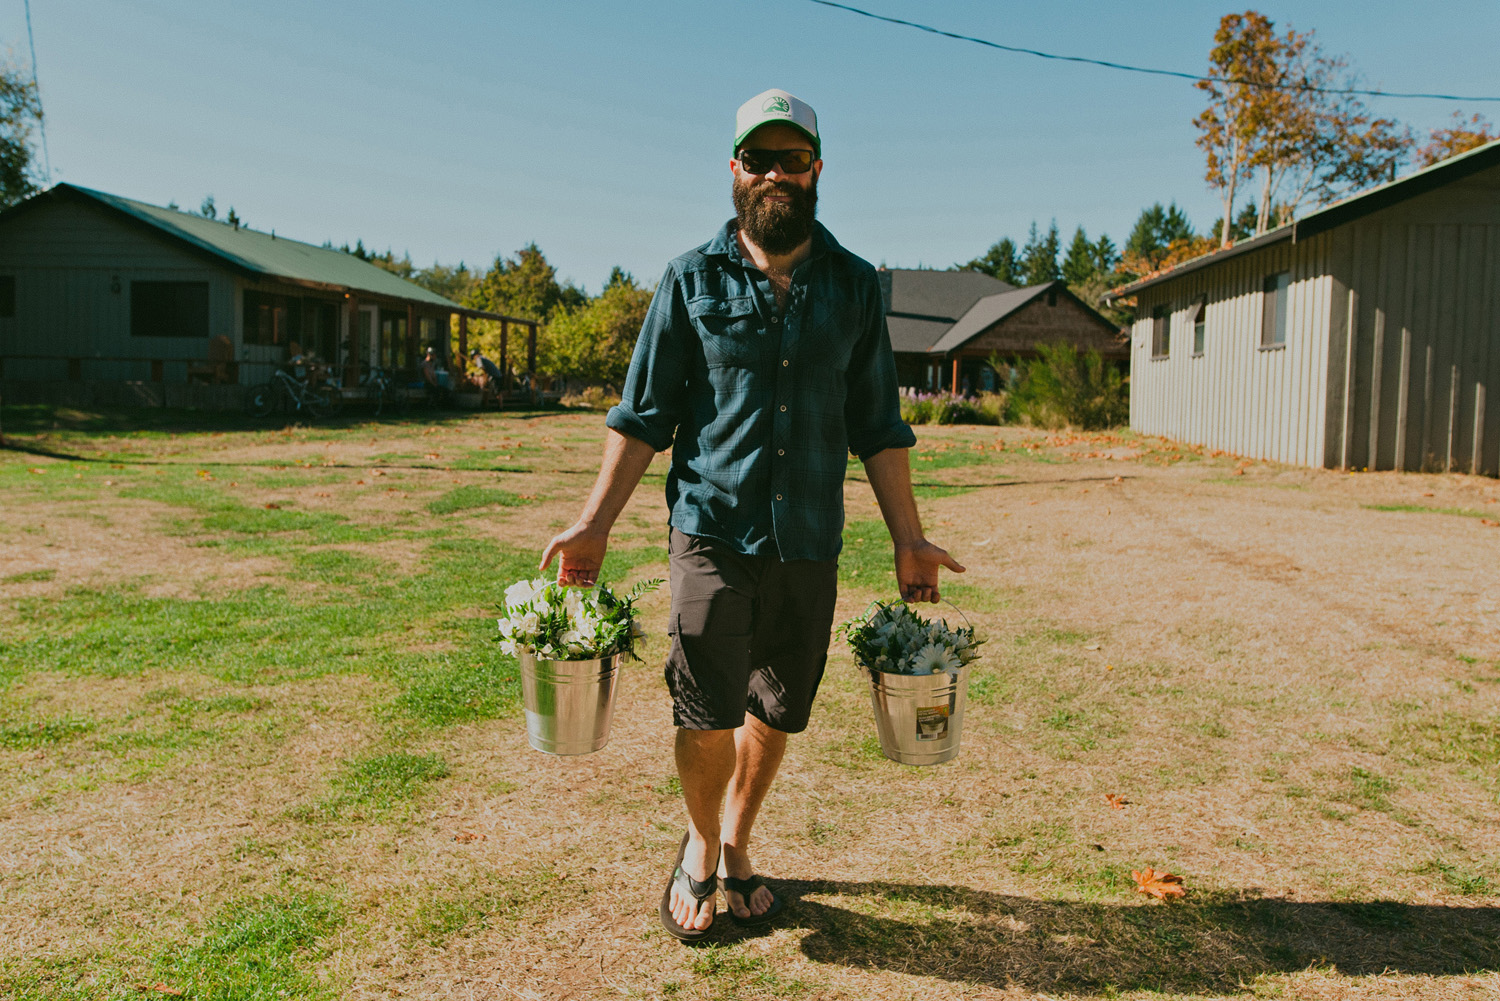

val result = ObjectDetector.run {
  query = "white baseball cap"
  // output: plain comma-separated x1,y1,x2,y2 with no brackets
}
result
734,89,820,159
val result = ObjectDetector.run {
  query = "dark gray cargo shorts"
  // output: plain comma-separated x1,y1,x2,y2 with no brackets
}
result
665,528,839,733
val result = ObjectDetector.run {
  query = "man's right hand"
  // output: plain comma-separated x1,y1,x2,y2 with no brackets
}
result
539,522,609,587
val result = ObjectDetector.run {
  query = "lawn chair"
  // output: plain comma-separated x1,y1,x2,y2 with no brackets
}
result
186,335,238,385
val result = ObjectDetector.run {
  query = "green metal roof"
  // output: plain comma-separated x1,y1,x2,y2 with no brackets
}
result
58,183,460,309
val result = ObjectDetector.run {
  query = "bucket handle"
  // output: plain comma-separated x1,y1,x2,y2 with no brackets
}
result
859,596,972,631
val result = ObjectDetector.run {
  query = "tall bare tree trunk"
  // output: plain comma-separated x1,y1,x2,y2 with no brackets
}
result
1257,168,1274,234
1219,131,1240,247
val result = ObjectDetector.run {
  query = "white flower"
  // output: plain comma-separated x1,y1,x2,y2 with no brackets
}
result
497,616,516,639
504,577,545,610
499,638,517,656
909,642,961,675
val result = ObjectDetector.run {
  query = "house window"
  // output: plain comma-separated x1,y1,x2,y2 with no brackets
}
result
1191,298,1206,355
1151,304,1171,358
243,289,302,347
1261,271,1289,347
0,275,15,317
131,281,209,338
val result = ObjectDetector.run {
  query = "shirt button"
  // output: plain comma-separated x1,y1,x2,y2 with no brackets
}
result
770,315,780,325
777,449,785,456
782,359,789,367
776,493,783,501
779,404,787,412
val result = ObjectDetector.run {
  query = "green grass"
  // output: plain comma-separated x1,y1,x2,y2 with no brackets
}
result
405,872,562,946
2,569,56,584
148,893,344,1000
426,484,528,515
1363,503,1491,519
839,519,896,589
0,716,97,748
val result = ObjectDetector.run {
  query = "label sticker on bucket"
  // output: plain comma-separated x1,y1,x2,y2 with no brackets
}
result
915,704,950,741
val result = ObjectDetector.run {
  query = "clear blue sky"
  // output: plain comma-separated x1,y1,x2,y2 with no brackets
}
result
9,0,1498,292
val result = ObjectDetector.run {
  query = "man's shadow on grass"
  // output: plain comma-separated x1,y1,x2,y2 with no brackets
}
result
721,879,1500,995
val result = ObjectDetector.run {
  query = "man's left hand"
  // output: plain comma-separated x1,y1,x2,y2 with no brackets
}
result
894,540,966,604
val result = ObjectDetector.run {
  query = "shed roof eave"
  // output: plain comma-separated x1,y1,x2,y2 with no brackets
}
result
1105,227,1293,301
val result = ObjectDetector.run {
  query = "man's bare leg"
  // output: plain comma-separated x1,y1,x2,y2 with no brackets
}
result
670,728,735,931
718,715,787,919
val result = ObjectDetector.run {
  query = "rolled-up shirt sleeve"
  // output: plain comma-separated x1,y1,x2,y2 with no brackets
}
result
606,264,690,452
844,276,917,461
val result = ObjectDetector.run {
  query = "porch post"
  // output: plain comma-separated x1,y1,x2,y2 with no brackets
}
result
951,356,959,394
527,321,537,391
499,319,509,390
406,302,417,370
457,312,468,365
345,293,360,386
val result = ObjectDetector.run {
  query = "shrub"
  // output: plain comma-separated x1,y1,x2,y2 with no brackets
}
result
560,385,621,410
1010,341,1127,430
899,390,1007,426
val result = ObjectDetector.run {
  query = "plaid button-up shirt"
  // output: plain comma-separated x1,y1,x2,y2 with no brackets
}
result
606,220,916,561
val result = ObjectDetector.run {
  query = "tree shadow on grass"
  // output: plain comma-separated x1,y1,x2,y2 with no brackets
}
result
723,879,1500,995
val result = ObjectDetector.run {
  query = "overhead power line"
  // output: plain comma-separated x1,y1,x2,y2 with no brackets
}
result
24,0,52,182
806,0,1500,103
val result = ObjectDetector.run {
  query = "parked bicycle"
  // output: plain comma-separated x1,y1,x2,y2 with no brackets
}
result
363,365,407,416
245,358,339,419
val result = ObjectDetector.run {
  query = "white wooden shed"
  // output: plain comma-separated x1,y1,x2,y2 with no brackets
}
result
1111,140,1500,477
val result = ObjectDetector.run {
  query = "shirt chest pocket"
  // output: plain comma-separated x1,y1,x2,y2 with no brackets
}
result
687,295,765,369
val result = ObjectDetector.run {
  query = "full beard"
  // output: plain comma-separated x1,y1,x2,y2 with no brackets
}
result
733,173,818,256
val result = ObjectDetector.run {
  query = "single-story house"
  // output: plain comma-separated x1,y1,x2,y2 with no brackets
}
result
0,183,532,407
879,268,1125,393
1110,139,1500,477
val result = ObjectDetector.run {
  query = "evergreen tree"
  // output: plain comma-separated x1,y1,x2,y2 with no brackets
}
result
1020,220,1061,286
956,237,1022,285
1092,234,1119,275
1125,202,1196,272
199,195,217,220
1060,226,1097,285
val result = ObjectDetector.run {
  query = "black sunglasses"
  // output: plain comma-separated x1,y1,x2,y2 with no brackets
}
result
736,148,815,175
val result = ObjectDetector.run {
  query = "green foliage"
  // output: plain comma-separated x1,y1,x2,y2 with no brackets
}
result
465,243,584,323
0,716,96,748
1011,341,1128,430
540,270,652,385
1,60,43,209
1125,202,1196,272
1020,220,1062,285
956,236,1022,285
1061,226,1097,285
899,390,1007,426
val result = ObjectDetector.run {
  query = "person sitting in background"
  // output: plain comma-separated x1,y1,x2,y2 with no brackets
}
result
421,347,451,406
471,348,505,394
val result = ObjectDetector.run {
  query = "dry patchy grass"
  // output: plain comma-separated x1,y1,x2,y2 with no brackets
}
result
0,405,1497,1000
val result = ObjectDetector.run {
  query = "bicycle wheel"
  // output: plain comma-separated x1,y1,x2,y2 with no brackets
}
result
245,383,275,418
304,388,329,419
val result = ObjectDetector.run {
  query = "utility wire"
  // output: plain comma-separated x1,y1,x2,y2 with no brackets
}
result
24,0,52,182
807,0,1500,103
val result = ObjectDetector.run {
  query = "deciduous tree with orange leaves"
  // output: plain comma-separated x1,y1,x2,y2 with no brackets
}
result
1195,11,1410,245
1417,112,1497,168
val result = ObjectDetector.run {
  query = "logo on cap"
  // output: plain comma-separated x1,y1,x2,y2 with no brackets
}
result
762,95,791,115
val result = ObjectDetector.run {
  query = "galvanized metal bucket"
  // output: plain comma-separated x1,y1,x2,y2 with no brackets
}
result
518,650,620,755
866,663,969,765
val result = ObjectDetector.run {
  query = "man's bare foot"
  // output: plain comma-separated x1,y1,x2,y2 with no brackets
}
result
668,833,719,932
719,843,774,919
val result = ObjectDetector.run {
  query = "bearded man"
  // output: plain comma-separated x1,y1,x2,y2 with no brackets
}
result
540,89,963,939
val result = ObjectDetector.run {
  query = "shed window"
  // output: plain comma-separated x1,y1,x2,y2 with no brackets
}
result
1191,299,1206,355
1151,304,1171,358
1261,271,1289,347
131,281,209,338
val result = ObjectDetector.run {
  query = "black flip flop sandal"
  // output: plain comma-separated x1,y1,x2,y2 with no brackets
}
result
723,873,784,927
660,833,718,941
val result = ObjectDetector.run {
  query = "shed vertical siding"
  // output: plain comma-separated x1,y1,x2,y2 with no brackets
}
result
1130,234,1334,466
1131,161,1500,477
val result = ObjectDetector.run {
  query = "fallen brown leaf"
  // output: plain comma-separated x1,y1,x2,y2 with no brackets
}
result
1105,793,1129,810
1480,518,1499,528
263,502,281,510
1133,867,1186,900
134,984,183,996
454,830,486,843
